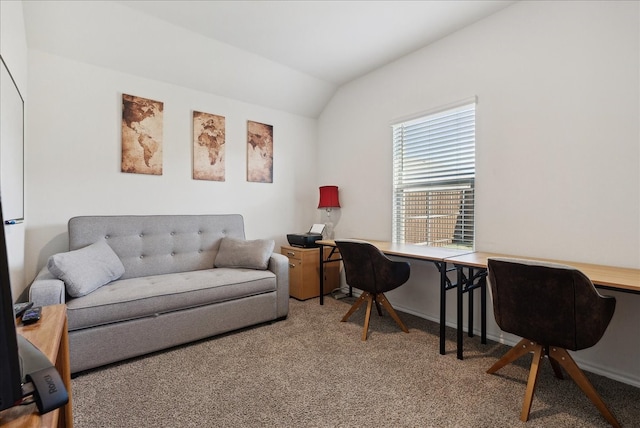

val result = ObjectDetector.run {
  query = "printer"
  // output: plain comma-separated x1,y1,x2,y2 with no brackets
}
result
287,224,325,248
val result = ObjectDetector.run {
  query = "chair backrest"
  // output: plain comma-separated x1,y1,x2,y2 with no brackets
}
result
335,240,410,294
487,258,616,350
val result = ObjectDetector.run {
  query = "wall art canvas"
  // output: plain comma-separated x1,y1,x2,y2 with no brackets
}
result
193,111,225,181
247,120,273,183
121,93,163,175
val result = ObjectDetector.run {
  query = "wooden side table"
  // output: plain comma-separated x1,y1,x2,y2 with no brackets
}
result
281,245,340,300
0,305,73,428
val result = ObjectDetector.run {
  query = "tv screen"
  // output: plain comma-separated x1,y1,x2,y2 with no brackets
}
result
0,197,23,411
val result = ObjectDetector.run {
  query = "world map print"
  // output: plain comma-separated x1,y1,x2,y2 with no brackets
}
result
193,111,225,181
121,94,163,175
247,121,273,183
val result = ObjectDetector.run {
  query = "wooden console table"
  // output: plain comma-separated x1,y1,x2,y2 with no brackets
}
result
0,305,73,428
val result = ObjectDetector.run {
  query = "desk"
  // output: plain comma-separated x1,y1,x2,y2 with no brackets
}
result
317,240,640,361
445,251,640,294
317,239,474,357
0,305,73,428
445,251,640,359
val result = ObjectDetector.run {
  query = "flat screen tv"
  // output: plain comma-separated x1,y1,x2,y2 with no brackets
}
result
0,198,23,411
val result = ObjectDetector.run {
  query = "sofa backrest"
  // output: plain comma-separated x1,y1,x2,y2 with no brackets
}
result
68,215,245,280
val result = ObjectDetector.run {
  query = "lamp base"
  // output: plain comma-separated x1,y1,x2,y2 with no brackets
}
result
322,222,334,240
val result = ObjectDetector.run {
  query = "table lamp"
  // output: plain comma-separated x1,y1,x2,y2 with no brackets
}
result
318,185,340,239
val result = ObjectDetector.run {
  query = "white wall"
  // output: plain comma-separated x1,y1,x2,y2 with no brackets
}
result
21,0,335,119
318,1,640,386
24,50,318,283
0,0,28,301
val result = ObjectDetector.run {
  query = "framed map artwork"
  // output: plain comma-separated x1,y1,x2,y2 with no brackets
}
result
247,120,273,183
193,111,225,181
121,93,163,175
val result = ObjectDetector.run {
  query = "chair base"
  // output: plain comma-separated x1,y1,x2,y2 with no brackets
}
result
341,291,409,341
487,338,620,427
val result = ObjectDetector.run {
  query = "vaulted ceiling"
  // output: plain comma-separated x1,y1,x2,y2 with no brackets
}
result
22,1,515,117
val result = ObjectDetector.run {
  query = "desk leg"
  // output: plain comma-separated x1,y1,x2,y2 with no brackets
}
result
319,245,324,305
468,268,474,338
456,266,464,360
439,262,447,355
451,266,488,360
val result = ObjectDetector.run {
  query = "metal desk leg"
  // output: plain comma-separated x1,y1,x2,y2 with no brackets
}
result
456,265,464,360
439,262,447,355
468,268,474,338
319,245,324,305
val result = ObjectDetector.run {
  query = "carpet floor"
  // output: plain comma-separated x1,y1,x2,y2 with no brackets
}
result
71,296,640,427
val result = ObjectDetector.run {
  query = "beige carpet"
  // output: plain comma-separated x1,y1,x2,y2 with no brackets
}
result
71,296,639,427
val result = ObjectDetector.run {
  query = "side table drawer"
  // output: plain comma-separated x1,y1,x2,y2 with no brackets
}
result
282,248,302,259
285,257,305,299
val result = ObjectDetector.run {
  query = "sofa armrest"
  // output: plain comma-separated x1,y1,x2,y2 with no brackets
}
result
268,252,289,318
29,266,66,306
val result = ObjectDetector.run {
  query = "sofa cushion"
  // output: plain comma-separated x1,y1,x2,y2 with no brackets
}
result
48,240,125,298
214,237,275,270
65,268,277,331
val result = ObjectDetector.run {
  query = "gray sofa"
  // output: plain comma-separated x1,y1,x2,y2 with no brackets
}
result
29,215,289,373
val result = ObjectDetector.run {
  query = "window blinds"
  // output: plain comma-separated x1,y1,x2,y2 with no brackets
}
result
392,102,476,249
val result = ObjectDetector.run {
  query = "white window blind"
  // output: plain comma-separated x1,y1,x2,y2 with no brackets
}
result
392,101,476,249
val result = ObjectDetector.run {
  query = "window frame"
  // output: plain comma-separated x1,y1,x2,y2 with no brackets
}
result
391,99,476,250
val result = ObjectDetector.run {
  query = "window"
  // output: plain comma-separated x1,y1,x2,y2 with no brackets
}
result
392,100,476,249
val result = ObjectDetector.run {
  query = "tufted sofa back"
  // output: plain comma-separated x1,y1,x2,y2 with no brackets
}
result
68,215,245,280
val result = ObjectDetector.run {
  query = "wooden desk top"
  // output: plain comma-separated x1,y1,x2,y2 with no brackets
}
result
317,239,472,262
16,305,66,361
445,251,640,293
318,240,640,294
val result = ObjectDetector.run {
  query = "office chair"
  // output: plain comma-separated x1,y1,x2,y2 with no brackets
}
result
335,240,410,341
486,258,619,427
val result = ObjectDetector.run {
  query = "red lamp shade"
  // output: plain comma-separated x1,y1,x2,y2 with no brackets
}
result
318,186,340,209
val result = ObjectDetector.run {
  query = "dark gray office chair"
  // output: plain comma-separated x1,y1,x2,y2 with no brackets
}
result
486,258,619,427
335,240,410,341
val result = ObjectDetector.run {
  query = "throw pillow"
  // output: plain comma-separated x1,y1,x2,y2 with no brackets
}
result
214,237,275,270
47,240,125,298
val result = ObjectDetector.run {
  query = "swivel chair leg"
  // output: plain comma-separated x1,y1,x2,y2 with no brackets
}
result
341,292,369,323
340,292,376,341
341,292,408,340
549,347,620,428
520,343,544,422
376,293,408,333
362,294,374,341
485,339,545,422
487,338,536,374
